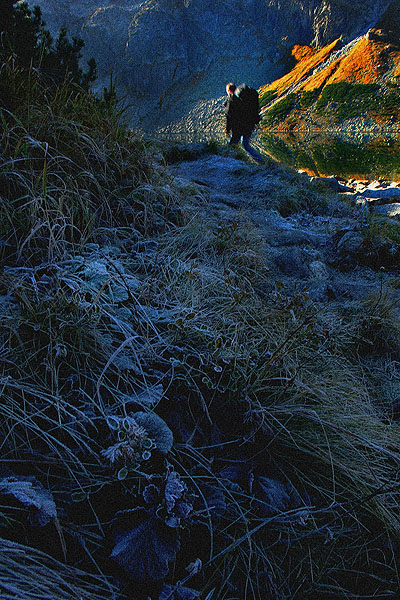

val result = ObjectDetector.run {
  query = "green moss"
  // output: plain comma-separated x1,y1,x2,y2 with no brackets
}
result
262,93,296,126
259,89,277,109
372,91,400,117
259,133,400,180
261,82,400,127
299,89,320,109
314,82,400,120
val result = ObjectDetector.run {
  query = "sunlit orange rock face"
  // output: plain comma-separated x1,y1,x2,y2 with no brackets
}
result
310,37,399,86
260,26,400,131
260,39,341,96
263,34,400,98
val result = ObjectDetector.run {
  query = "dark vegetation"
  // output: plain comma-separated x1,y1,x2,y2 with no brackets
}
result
2,3,400,600
262,93,296,126
0,0,96,110
258,89,278,109
298,88,320,109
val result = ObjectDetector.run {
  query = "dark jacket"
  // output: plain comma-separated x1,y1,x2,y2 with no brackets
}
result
225,93,257,136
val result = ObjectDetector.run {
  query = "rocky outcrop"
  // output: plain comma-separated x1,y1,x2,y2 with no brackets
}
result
309,0,392,46
27,0,393,128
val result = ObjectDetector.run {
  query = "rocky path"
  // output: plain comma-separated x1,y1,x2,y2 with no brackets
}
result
167,148,400,305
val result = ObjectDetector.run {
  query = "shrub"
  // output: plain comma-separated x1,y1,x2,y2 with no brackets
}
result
300,88,320,109
0,0,96,111
315,82,381,119
259,89,278,108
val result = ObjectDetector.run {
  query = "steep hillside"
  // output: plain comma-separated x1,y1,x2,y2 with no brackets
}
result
26,0,393,128
260,0,400,131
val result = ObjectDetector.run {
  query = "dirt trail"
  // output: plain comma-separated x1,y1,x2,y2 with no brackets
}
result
167,150,400,305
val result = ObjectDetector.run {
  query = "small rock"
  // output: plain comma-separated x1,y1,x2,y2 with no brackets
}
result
373,204,400,217
359,187,400,200
337,182,354,193
273,247,309,277
368,180,388,190
310,176,342,191
309,260,330,280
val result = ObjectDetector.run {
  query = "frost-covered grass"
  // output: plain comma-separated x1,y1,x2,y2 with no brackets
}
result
1,63,400,600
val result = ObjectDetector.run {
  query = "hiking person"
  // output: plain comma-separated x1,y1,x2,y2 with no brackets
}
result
224,82,263,164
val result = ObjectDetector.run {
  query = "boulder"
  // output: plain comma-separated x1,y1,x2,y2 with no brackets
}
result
310,176,354,193
358,187,400,202
264,210,329,247
373,204,400,217
273,247,309,277
336,231,364,259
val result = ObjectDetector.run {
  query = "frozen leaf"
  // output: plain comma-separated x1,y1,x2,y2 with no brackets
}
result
133,411,173,454
218,465,245,492
108,275,139,302
202,484,226,519
164,471,186,513
102,415,150,466
111,353,137,371
110,284,129,302
185,558,202,576
111,508,180,581
83,260,109,286
159,584,200,600
143,484,161,505
175,500,193,519
256,476,290,515
164,514,181,528
0,476,57,526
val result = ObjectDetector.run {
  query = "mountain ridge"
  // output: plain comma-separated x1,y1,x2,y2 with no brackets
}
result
27,0,394,128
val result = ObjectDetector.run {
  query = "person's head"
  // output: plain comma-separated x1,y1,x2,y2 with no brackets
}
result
226,82,236,97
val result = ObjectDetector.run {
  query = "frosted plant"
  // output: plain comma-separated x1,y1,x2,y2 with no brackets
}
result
101,416,155,467
101,411,174,473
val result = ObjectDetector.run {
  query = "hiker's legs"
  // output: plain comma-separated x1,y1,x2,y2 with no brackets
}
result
229,134,241,146
242,132,263,163
229,133,263,163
